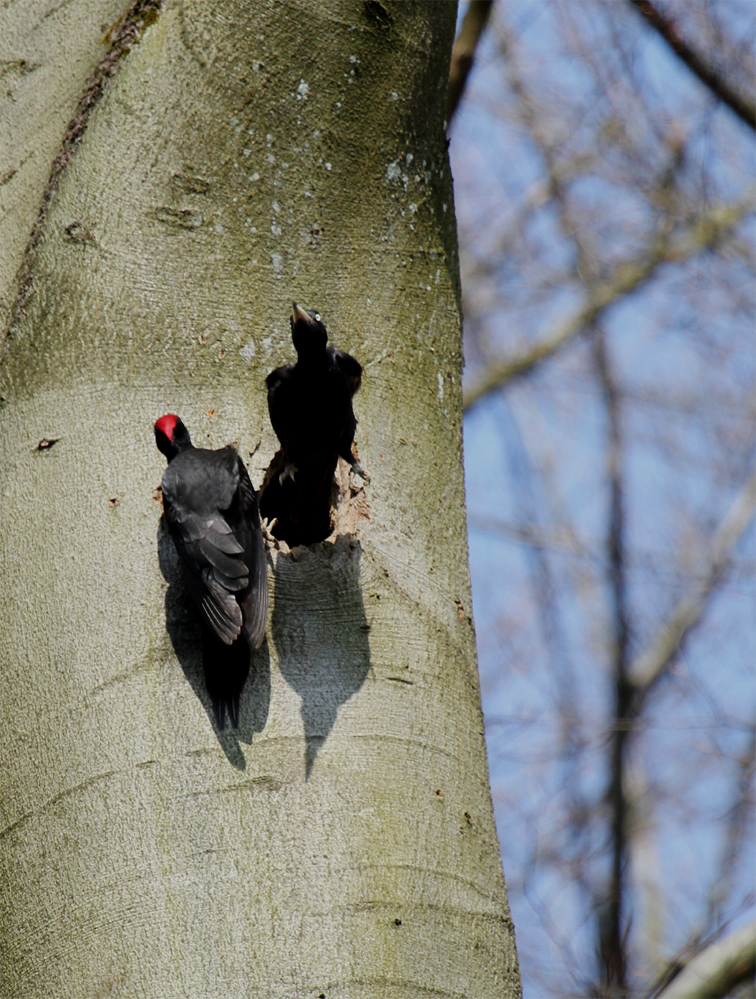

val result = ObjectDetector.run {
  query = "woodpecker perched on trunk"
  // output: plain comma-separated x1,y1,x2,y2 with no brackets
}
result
260,302,365,546
155,414,268,727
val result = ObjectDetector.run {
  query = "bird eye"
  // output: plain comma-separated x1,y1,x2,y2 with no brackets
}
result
314,313,321,321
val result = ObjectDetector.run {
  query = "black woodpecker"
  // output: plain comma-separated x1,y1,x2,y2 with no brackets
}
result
155,414,268,727
260,302,365,546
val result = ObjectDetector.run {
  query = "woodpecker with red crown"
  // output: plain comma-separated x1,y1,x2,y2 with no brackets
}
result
155,414,268,727
260,302,366,546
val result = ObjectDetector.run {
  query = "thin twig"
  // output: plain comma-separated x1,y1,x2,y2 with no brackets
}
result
462,194,755,411
628,0,756,131
646,728,756,997
631,466,756,695
710,728,756,914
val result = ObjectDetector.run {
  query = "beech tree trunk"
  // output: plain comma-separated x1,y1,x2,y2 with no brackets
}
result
0,2,521,996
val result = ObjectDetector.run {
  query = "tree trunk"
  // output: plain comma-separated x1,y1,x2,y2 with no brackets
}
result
0,2,520,996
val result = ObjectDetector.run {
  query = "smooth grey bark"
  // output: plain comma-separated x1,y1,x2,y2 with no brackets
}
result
0,2,520,997
0,0,128,330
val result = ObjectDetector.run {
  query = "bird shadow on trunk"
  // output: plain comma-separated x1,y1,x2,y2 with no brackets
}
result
271,534,371,779
157,525,270,770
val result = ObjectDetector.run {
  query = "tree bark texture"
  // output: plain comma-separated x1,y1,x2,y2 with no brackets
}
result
0,1,520,997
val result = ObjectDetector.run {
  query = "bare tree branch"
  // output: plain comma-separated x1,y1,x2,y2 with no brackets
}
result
655,920,756,999
628,0,756,131
594,328,632,992
643,722,755,995
468,512,756,582
456,4,755,991
448,0,495,123
631,465,756,695
462,195,755,411
704,728,756,928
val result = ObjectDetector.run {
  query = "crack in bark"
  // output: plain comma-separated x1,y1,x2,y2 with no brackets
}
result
0,769,116,840
1,0,162,360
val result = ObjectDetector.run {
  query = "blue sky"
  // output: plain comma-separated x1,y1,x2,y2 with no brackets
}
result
451,1,755,993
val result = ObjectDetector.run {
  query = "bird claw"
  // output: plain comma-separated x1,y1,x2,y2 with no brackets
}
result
350,461,370,484
278,462,298,485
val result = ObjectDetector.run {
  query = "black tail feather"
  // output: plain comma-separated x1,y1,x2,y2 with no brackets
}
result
202,627,250,729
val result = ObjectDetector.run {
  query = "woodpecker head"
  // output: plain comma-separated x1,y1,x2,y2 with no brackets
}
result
290,301,328,358
154,414,193,461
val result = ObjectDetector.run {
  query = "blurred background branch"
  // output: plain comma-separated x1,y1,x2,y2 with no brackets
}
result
448,0,495,122
463,195,754,410
450,1,755,995
655,920,756,999
631,466,756,695
628,0,756,130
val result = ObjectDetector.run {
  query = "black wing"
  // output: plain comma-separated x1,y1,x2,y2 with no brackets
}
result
162,448,267,647
333,349,362,396
266,363,295,452
330,349,362,465
228,456,268,648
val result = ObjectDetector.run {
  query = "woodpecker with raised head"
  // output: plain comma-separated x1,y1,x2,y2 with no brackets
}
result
154,414,268,727
260,302,365,546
